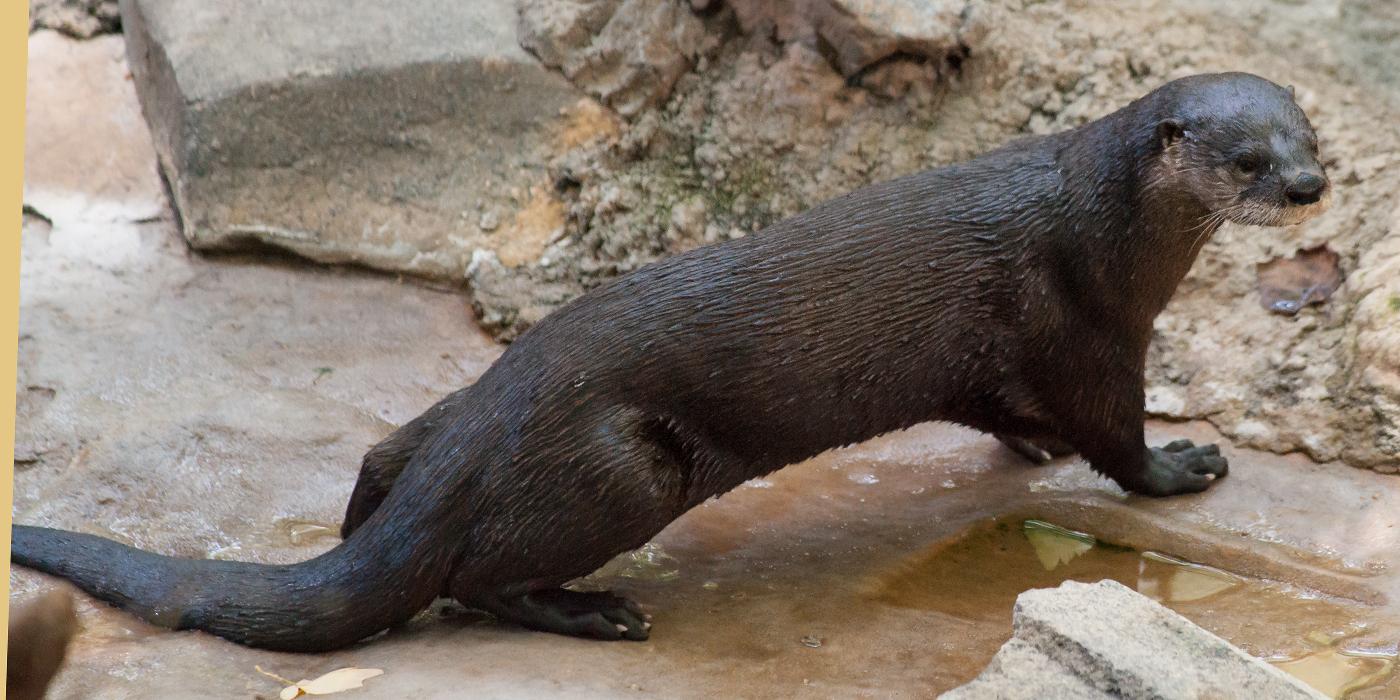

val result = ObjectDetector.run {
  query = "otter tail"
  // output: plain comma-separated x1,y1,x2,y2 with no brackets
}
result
11,511,451,652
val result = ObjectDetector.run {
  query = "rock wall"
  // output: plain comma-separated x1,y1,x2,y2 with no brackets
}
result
30,0,119,38
487,0,1399,471
95,0,1399,472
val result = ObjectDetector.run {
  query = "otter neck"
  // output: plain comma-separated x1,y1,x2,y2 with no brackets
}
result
1057,99,1221,333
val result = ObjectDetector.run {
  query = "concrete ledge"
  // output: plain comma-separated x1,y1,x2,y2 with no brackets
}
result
941,580,1326,700
118,0,587,278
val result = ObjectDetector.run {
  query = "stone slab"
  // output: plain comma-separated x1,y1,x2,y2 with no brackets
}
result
941,580,1327,700
117,0,590,278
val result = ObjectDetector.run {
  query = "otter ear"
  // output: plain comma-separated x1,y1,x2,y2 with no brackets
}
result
1156,119,1186,149
1286,84,1296,99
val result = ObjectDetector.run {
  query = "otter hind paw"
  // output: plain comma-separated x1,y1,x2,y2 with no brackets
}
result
484,589,650,641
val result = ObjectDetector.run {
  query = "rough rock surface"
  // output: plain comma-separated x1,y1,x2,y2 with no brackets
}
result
109,0,1400,470
517,0,709,117
724,0,984,79
15,20,1400,700
493,0,1400,472
30,0,120,38
116,0,596,281
941,580,1327,699
18,31,503,562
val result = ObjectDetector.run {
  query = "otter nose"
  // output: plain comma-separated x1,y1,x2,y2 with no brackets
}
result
1285,173,1326,205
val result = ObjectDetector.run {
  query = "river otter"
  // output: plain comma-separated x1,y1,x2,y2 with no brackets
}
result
12,72,1331,652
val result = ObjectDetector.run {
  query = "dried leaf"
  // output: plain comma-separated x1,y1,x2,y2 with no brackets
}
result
276,667,384,699
1256,245,1342,315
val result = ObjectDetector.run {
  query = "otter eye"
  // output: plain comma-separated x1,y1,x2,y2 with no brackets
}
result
1234,155,1260,174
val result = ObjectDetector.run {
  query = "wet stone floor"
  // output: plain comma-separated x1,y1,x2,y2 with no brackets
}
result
13,30,1400,700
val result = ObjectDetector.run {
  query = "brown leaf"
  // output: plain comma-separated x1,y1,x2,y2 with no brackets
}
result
273,668,385,700
1256,245,1342,316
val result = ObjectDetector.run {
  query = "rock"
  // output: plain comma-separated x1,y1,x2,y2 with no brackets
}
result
517,0,708,117
942,638,1115,700
30,0,120,38
1342,209,1400,470
489,0,1400,473
941,580,1327,700
106,0,1400,473
477,210,501,233
726,0,982,78
116,0,587,279
668,195,708,240
467,249,584,341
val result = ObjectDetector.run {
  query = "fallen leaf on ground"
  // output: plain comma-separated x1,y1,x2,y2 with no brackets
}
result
1256,245,1343,316
261,667,384,699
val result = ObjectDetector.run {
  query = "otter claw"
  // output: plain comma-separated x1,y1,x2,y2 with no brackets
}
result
1161,439,1195,453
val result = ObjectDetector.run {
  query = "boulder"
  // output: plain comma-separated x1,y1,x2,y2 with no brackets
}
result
117,0,593,279
517,0,708,117
941,580,1326,700
726,0,984,78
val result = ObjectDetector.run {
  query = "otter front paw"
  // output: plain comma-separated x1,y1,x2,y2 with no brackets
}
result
1135,439,1229,496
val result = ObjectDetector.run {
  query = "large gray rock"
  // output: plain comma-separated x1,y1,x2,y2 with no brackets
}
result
941,580,1326,700
117,0,594,279
491,0,1400,472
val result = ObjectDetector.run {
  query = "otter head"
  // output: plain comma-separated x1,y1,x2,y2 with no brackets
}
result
1154,73,1330,227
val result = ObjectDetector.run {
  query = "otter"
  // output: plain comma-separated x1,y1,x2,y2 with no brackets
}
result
12,72,1331,652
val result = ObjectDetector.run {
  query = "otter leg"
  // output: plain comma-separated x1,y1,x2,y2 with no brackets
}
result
341,389,476,539
471,588,650,641
1046,357,1228,496
994,434,1075,465
1081,425,1228,497
341,448,409,539
450,411,698,642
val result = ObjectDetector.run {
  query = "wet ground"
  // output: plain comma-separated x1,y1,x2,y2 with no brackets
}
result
13,30,1400,700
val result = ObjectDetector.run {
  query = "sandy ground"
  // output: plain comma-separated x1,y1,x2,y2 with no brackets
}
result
12,30,1400,699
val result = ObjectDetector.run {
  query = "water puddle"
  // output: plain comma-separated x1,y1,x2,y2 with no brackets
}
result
277,518,340,546
868,518,1396,698
1272,632,1398,699
571,542,682,591
208,517,341,561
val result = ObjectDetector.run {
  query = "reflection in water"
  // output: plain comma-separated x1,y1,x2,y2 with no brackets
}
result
1137,551,1240,603
574,542,681,590
1273,632,1397,699
279,519,338,546
1023,520,1094,571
